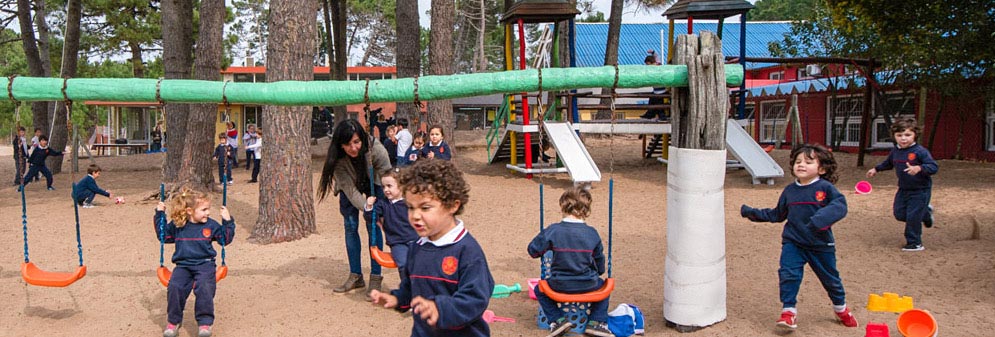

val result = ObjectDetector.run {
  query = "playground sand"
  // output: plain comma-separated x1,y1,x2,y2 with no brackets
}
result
1,137,993,336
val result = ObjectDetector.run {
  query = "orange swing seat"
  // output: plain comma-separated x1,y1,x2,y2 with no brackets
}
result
370,247,397,268
157,265,229,287
537,278,615,303
21,262,87,288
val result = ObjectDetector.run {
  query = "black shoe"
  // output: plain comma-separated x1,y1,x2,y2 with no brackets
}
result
47,186,55,191
248,180,257,183
901,244,924,252
924,205,934,228
547,319,574,337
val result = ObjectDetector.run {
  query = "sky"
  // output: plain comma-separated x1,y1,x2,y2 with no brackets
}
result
415,0,761,27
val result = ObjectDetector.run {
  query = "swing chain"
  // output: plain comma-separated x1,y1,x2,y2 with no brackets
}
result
221,80,232,123
7,75,20,125
155,77,167,111
412,75,423,110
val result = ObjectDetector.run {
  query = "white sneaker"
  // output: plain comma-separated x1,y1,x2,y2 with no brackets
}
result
82,203,95,209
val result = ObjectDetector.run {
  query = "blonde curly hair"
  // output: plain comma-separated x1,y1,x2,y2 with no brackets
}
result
168,186,210,227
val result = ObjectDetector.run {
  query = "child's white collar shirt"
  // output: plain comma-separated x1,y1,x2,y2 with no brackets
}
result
418,219,466,247
794,177,821,187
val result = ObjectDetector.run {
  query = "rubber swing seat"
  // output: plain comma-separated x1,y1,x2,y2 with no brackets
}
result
21,262,87,287
537,278,615,303
157,265,228,287
370,247,397,268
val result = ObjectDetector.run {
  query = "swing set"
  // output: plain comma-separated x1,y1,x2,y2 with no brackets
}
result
11,76,88,287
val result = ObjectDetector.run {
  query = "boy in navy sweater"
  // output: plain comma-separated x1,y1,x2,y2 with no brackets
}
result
365,168,420,289
155,187,235,337
866,119,939,252
528,187,614,337
212,133,234,185
370,159,494,337
741,144,857,331
19,135,61,191
74,164,111,208
421,125,452,160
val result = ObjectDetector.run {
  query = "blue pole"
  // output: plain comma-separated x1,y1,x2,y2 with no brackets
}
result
158,183,166,267
607,179,614,277
72,184,84,266
21,182,29,263
569,19,579,124
738,13,748,119
539,183,546,279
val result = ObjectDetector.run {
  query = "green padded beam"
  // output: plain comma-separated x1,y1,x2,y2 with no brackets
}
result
6,65,743,106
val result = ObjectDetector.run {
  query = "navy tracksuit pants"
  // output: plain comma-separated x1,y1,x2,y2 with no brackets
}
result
75,191,96,205
779,242,846,308
894,188,931,246
167,262,217,326
22,165,53,188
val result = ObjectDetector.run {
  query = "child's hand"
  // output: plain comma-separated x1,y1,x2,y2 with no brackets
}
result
427,151,435,159
866,168,877,178
107,191,113,198
370,290,397,308
904,164,921,175
220,206,232,221
366,196,377,210
156,202,166,211
411,296,439,327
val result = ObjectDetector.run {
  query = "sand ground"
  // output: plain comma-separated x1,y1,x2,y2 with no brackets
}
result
1,137,993,337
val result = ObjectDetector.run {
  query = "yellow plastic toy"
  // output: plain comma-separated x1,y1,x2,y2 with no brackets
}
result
867,292,914,313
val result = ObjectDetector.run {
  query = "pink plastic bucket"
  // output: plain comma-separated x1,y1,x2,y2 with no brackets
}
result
528,278,540,300
856,180,873,194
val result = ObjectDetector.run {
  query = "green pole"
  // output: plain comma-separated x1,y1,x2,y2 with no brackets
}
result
7,65,744,106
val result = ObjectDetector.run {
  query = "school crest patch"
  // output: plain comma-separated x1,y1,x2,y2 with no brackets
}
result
441,256,458,276
439,147,445,153
907,153,917,161
202,228,212,238
815,191,826,202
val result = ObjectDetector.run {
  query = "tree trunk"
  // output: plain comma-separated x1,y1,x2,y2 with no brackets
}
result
596,0,624,120
249,0,318,244
129,41,145,78
331,0,348,125
17,0,49,137
34,0,52,77
160,0,194,186
177,0,224,192
428,0,455,138
46,0,82,174
476,0,487,72
395,0,420,121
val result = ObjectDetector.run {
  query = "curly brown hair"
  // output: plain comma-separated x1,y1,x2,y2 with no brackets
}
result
398,159,469,215
890,118,921,137
789,144,838,184
559,186,592,218
168,186,210,227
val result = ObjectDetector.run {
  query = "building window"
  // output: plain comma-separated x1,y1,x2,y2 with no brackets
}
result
987,97,995,151
244,106,261,129
871,92,917,147
234,74,253,82
759,100,786,143
827,95,864,147
768,71,784,80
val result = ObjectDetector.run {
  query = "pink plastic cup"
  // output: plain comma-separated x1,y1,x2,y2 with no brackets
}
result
527,278,540,300
855,180,873,194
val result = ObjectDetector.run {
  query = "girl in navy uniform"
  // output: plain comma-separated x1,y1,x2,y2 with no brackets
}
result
364,168,420,284
421,125,452,160
155,187,236,337
866,119,939,252
404,131,428,166
528,187,614,337
741,144,858,331
370,159,494,337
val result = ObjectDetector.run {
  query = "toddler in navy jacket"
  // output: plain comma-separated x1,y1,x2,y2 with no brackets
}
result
74,164,111,208
866,119,939,252
213,133,235,185
365,168,420,281
421,125,452,160
19,135,62,191
370,159,494,337
155,188,235,337
528,187,614,337
741,144,857,331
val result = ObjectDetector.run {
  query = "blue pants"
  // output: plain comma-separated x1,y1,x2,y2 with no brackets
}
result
339,185,385,275
167,263,217,326
391,242,411,281
894,188,931,246
229,149,238,168
22,165,53,188
217,161,232,183
250,158,261,181
536,278,610,322
779,242,846,308
75,191,96,205
245,150,254,170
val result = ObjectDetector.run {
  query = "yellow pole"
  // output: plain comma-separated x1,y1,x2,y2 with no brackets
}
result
505,22,517,169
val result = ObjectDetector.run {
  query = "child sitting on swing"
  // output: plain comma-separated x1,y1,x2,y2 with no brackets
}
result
528,187,614,337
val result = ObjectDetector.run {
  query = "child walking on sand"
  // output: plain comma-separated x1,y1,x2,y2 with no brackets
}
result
741,144,858,331
370,160,494,337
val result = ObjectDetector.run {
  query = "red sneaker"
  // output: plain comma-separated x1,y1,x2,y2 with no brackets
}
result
835,308,858,327
776,311,797,329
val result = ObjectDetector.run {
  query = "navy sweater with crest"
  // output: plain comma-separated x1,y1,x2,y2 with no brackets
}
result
741,178,847,252
154,210,236,266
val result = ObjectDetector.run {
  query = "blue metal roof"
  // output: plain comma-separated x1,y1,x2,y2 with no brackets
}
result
572,22,793,69
746,70,901,97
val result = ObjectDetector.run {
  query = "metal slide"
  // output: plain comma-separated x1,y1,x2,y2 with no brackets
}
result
543,122,602,184
725,119,784,185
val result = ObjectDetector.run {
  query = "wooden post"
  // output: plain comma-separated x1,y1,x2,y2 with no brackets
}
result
664,31,727,332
